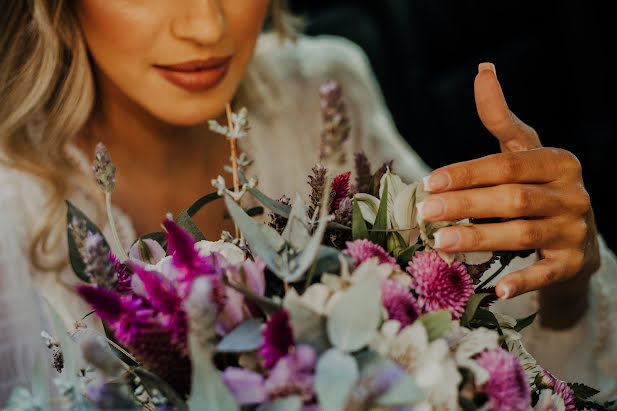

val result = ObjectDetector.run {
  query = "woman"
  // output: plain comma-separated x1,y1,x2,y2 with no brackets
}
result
1,0,615,403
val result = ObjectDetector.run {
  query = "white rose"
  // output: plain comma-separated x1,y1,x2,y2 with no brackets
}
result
194,240,245,265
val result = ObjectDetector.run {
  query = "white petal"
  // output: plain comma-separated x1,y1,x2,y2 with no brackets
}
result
354,193,380,225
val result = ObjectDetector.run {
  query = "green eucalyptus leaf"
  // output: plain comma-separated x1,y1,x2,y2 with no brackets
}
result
514,311,539,332
282,194,311,250
418,310,452,341
460,293,491,327
352,198,369,240
370,177,388,247
310,247,348,283
376,370,424,406
239,171,292,219
216,319,263,353
132,368,187,410
187,191,222,217
260,397,302,411
66,200,109,283
176,209,206,241
315,349,359,411
188,337,239,411
327,275,381,352
225,195,287,279
259,224,286,253
283,290,330,354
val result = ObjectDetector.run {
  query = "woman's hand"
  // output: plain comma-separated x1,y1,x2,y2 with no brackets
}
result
420,63,600,326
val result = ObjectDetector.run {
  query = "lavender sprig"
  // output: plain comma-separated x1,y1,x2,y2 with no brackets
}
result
319,80,350,165
82,232,117,288
308,163,328,217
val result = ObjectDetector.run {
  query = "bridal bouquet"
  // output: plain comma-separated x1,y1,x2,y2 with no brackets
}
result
6,82,611,411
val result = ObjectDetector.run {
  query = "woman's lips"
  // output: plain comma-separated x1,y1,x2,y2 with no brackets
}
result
154,56,232,93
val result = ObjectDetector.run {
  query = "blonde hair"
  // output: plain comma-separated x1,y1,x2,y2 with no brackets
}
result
0,0,297,272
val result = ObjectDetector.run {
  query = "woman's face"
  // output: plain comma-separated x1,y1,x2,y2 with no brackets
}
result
76,0,270,125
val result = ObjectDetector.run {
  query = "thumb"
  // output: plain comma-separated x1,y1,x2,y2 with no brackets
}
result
474,62,542,152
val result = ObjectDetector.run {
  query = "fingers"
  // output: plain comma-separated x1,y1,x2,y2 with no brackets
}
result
432,216,587,253
424,148,582,192
495,250,583,298
475,63,542,152
419,184,563,221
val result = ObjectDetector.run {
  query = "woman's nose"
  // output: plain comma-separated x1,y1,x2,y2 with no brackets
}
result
171,0,225,46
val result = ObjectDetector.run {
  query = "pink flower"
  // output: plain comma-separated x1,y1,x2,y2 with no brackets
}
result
343,239,397,267
381,279,420,327
259,310,295,369
330,171,351,212
223,345,317,409
406,251,473,319
475,348,531,411
553,380,576,411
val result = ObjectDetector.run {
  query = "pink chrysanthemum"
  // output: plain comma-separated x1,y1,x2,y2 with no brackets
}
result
330,171,351,212
475,348,531,411
535,369,558,389
381,279,421,327
553,380,576,411
259,310,295,369
343,239,397,267
406,251,473,319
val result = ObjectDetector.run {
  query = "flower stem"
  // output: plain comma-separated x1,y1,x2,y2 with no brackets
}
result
226,103,240,239
106,192,129,261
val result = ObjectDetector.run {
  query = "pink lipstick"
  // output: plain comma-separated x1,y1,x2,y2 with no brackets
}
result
154,56,231,93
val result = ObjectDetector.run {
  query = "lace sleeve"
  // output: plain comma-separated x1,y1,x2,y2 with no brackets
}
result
0,170,49,403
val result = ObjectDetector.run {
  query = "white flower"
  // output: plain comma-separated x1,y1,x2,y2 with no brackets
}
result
194,240,245,265
534,389,566,411
370,321,460,410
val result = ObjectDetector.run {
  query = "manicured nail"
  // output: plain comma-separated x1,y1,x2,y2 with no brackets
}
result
416,201,425,220
499,285,512,300
420,198,444,220
424,173,450,192
433,230,459,249
478,62,497,76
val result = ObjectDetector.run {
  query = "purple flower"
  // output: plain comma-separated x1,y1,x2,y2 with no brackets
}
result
223,345,317,408
381,279,421,327
553,380,576,411
259,310,295,369
110,252,132,292
475,348,531,411
343,239,397,267
535,370,558,389
330,171,351,212
353,151,372,194
406,251,473,319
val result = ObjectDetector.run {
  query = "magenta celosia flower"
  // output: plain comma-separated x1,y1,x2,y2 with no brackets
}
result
223,344,317,409
475,348,531,411
406,251,473,319
330,171,351,212
75,285,191,393
343,239,397,267
109,251,132,292
381,279,421,327
259,310,295,369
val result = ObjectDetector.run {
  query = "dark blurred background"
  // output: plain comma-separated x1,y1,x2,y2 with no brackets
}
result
289,0,617,251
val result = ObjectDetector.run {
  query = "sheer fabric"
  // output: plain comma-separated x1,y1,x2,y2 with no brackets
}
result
1,34,616,402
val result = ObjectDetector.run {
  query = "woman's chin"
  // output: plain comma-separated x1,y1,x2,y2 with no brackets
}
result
148,105,227,127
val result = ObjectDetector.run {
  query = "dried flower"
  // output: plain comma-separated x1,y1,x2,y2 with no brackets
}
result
307,164,328,217
343,239,397,267
475,348,531,411
407,251,474,319
259,310,294,369
353,151,372,194
268,195,291,234
372,161,393,196
208,107,249,139
319,80,350,165
93,143,116,193
68,216,88,254
330,171,351,213
82,232,117,288
381,279,421,327
52,346,64,373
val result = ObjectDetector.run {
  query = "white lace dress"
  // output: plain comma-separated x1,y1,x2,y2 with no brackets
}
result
1,34,616,403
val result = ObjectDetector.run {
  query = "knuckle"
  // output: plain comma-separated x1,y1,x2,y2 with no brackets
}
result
568,250,585,273
464,226,486,248
508,185,530,216
554,148,583,174
571,218,588,245
499,153,521,181
517,220,543,249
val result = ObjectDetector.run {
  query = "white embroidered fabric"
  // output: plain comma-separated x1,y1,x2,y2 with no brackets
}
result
1,33,616,402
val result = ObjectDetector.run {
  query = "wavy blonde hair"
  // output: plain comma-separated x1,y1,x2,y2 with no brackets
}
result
0,0,296,272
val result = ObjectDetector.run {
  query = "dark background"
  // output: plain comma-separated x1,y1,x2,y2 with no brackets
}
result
289,0,617,251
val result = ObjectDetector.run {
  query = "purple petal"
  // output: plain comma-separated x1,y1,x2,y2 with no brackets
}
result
242,258,266,297
259,310,295,369
294,344,318,371
216,287,246,336
163,219,198,269
133,266,181,314
222,368,267,405
76,285,124,324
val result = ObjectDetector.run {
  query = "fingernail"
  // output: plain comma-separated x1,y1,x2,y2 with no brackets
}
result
416,201,425,220
433,230,459,249
420,198,445,220
499,285,512,300
478,62,497,76
424,173,450,192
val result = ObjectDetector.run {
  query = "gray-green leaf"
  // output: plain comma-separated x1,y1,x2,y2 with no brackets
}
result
315,349,359,411
418,310,452,341
260,397,302,411
216,319,263,353
327,275,382,352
